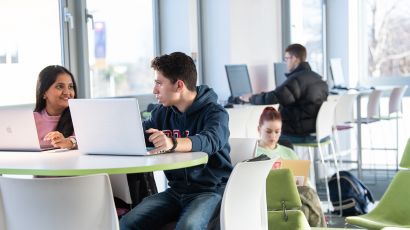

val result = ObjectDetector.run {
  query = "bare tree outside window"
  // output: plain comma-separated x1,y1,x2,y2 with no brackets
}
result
367,0,410,78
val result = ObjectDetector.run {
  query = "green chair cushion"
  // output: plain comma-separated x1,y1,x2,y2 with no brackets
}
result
399,139,410,168
266,169,302,210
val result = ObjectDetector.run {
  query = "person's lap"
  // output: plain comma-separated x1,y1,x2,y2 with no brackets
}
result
175,191,221,230
119,188,222,230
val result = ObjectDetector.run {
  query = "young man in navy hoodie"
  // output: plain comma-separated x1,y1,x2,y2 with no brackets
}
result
120,52,233,230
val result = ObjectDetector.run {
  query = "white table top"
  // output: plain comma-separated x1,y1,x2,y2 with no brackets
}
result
0,150,208,176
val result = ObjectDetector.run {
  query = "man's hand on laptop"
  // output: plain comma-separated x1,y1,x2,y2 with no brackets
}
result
146,128,173,154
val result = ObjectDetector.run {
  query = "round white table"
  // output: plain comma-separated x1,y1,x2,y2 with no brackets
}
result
0,150,208,176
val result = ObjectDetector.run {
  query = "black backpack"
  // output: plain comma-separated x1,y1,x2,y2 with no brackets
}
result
328,171,375,216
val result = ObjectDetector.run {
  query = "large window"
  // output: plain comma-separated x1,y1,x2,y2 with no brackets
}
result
0,0,62,106
366,0,410,78
87,0,155,98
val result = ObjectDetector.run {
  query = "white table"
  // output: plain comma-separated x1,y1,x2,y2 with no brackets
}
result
0,150,208,176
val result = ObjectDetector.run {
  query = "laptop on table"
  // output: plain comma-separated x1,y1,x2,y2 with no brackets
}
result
0,104,52,152
69,98,151,156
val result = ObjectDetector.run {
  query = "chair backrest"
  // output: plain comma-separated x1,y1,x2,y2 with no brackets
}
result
246,105,276,138
334,93,358,125
220,159,276,230
109,174,133,204
227,105,279,138
316,100,338,141
229,137,258,166
266,168,301,210
227,107,251,138
266,169,310,230
365,170,410,224
367,90,383,119
0,174,119,230
388,86,408,115
400,138,410,169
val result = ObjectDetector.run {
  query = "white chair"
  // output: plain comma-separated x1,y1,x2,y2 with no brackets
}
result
292,99,342,213
0,174,119,230
380,86,408,170
229,137,258,166
356,89,383,124
109,174,133,205
220,159,276,230
227,104,278,138
227,107,251,138
333,93,359,166
245,105,277,138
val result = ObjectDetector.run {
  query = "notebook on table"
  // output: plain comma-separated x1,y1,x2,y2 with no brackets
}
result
272,159,311,186
69,98,151,156
0,104,52,152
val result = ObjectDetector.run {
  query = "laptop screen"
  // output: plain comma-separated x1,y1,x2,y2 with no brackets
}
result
0,104,44,151
225,64,253,97
69,98,148,155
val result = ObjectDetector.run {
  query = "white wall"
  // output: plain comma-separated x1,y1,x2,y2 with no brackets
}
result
202,0,282,101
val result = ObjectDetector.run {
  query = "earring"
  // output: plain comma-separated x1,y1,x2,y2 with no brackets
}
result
43,95,46,99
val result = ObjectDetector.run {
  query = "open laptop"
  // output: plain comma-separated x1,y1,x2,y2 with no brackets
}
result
69,98,150,155
0,104,48,151
272,159,311,186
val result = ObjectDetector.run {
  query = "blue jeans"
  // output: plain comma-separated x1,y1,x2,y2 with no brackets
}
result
119,188,222,230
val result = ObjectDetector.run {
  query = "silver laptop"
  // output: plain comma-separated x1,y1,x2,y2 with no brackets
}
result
69,98,149,155
0,104,46,151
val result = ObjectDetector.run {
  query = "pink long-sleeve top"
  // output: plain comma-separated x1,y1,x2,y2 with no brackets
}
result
33,109,61,149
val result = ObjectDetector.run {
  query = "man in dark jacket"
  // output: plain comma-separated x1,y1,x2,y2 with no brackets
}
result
120,52,233,230
241,44,328,139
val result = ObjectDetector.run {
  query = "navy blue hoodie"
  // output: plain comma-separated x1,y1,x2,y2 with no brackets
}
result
143,85,233,194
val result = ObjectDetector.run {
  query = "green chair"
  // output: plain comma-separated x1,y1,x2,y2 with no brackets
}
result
266,168,311,230
345,138,410,230
399,138,410,169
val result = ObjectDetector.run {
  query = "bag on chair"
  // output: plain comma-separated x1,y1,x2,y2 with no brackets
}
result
328,171,374,216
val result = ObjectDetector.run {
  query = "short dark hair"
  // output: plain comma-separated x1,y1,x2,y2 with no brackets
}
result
285,44,307,62
34,65,77,137
151,52,197,91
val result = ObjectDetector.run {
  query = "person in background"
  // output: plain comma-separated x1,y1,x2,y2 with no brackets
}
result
255,106,297,160
255,106,326,227
120,52,232,230
241,44,328,143
34,65,77,150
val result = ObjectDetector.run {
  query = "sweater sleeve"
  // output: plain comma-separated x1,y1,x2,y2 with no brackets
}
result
273,77,302,106
188,107,230,155
249,91,279,105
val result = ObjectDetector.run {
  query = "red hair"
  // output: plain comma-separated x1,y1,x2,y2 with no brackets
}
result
258,107,281,126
